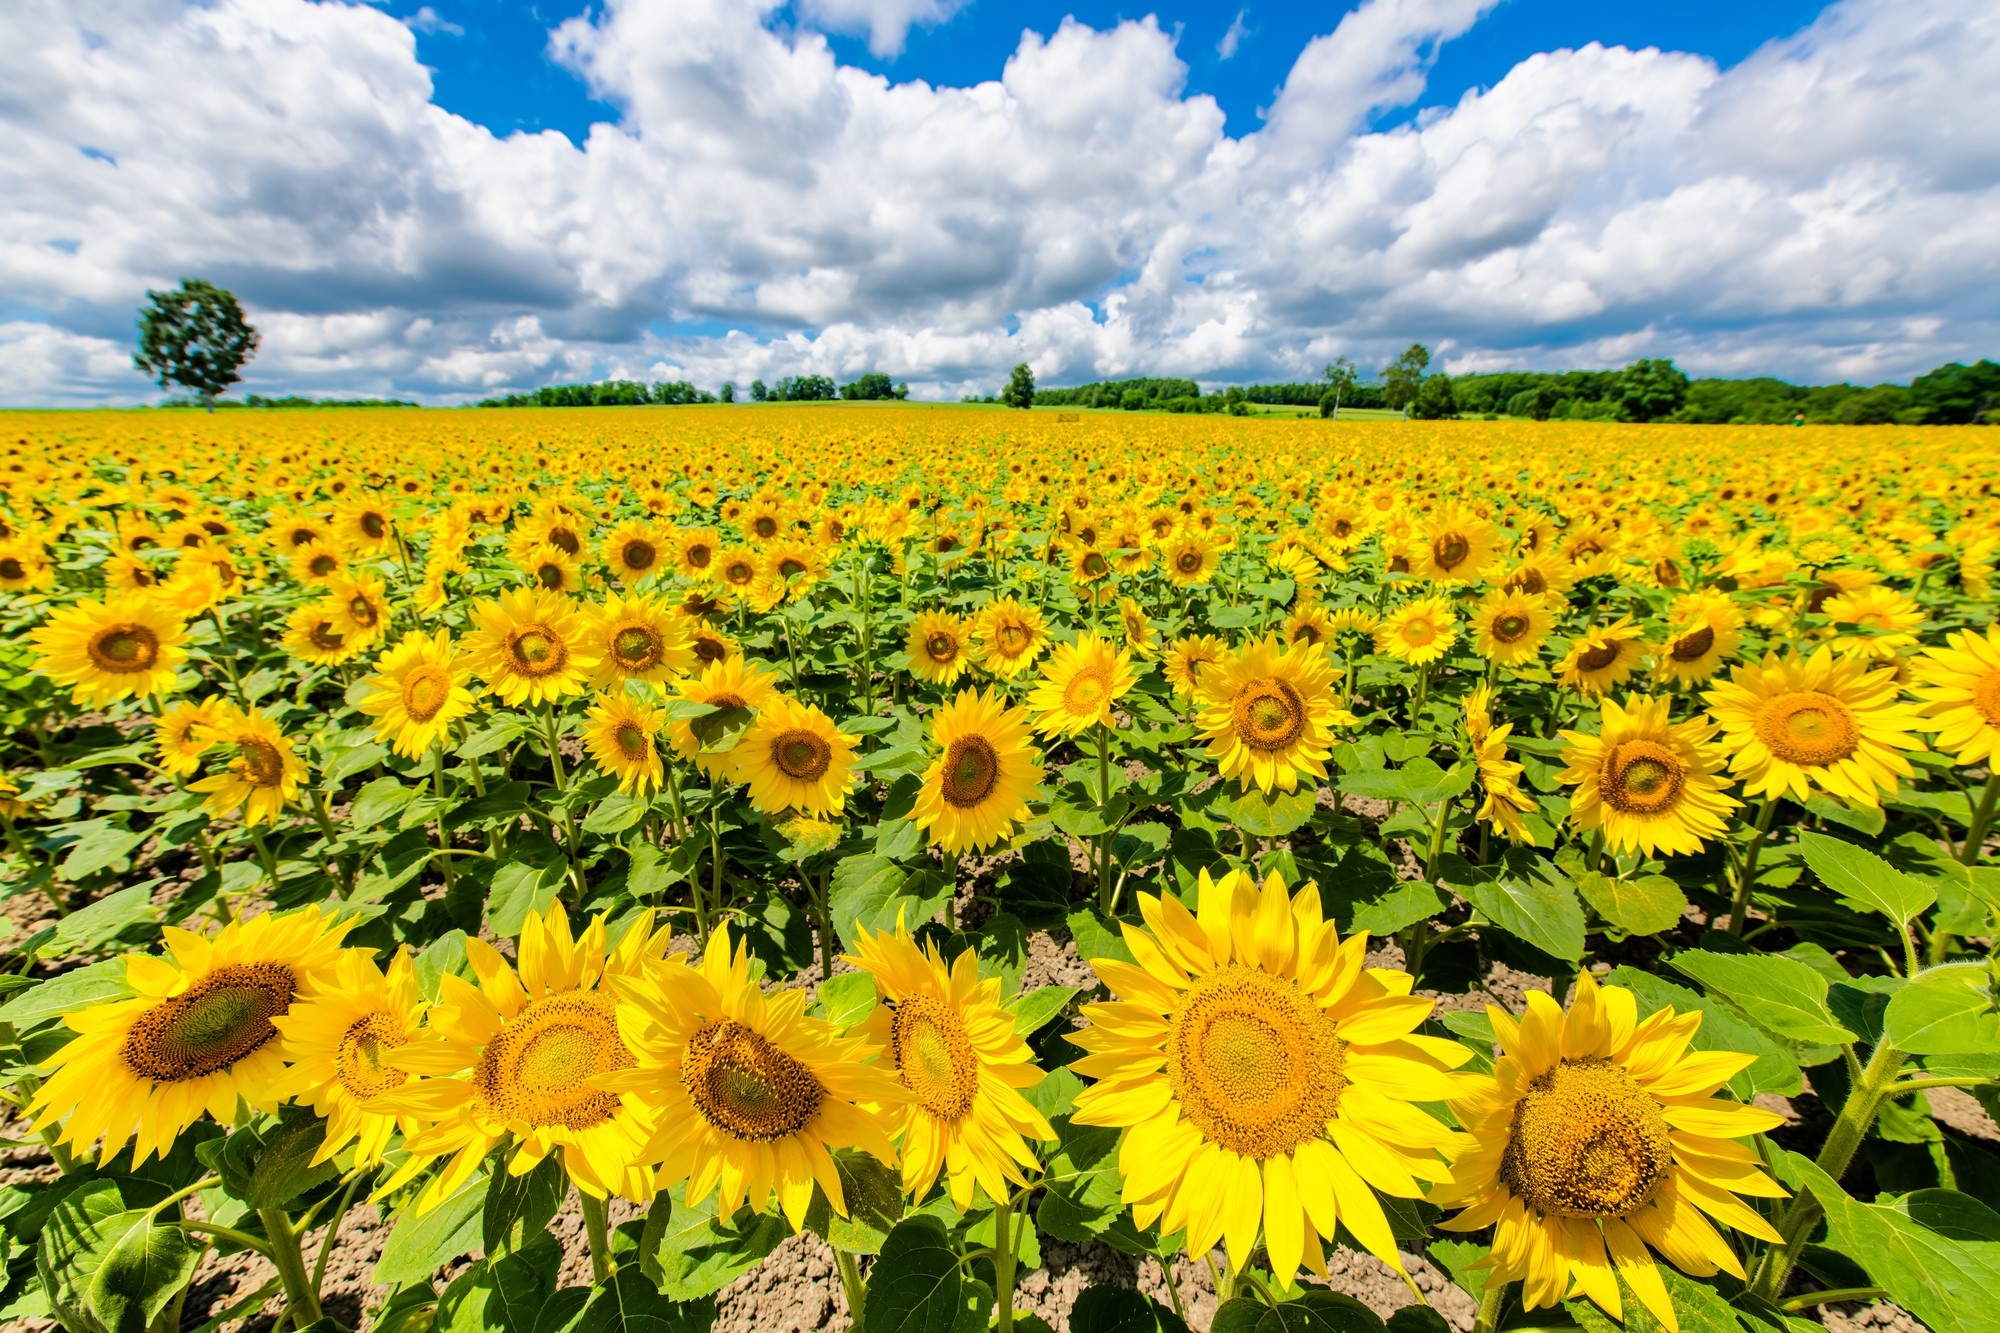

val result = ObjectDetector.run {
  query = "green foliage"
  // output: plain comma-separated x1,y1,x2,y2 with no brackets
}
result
1002,363,1038,409
133,278,259,409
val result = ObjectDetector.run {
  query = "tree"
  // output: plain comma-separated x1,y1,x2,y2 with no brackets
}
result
1381,344,1430,414
719,382,735,403
1320,357,1359,419
1910,359,2000,424
749,379,768,402
134,278,259,411
840,371,899,401
1001,363,1036,410
1410,373,1458,420
1616,358,1691,423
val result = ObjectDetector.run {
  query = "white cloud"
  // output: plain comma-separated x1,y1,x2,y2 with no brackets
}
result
1,0,1996,406
404,7,462,37
1218,10,1250,61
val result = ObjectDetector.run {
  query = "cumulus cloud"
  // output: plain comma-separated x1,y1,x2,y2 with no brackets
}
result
1,0,1996,406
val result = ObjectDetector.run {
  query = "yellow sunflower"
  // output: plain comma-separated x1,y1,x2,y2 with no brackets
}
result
1470,589,1555,666
1375,595,1459,666
1465,685,1537,846
357,629,479,760
973,596,1051,679
912,687,1043,854
327,570,392,651
731,696,859,815
1559,696,1738,856
1558,617,1653,698
30,593,188,706
336,498,396,555
1434,975,1787,1333
1417,509,1499,583
1822,586,1925,661
1163,633,1228,703
601,518,669,584
372,903,673,1207
1911,623,2000,766
520,541,585,595
716,545,761,591
1195,636,1353,794
1026,633,1138,738
667,656,782,776
1162,531,1219,586
1283,603,1337,650
188,706,308,827
1654,602,1741,688
600,925,906,1231
908,610,976,686
584,591,695,688
287,540,347,587
1118,596,1157,659
1498,555,1575,603
1703,647,1927,808
1069,869,1473,1287
29,907,351,1164
584,690,667,796
271,947,426,1166
846,920,1056,1207
281,601,363,667
464,587,599,707
674,527,723,581
154,696,232,778
0,538,53,592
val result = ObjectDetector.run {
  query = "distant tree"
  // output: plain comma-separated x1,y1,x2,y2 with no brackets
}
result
840,371,900,401
1910,359,2000,424
134,278,259,412
1381,344,1431,415
1410,373,1458,420
1320,357,1359,419
719,382,735,403
894,381,910,400
1119,388,1147,411
749,379,768,402
1002,363,1037,410
1832,384,1909,425
1616,358,1691,422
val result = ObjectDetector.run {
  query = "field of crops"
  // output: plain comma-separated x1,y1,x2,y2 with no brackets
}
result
0,405,1997,1333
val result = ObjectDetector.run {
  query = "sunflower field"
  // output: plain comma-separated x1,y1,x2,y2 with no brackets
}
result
0,406,1997,1333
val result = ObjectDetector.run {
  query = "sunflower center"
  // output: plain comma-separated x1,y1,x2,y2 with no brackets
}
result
693,636,728,665
926,633,959,663
506,627,568,677
335,1011,409,1099
891,996,979,1122
616,723,650,759
1064,668,1110,714
687,543,713,568
121,962,298,1082
1234,679,1307,753
940,735,1000,807
1600,740,1686,815
1500,1057,1671,1219
536,562,566,589
474,992,632,1131
1507,568,1548,596
310,621,345,651
724,560,755,585
348,596,379,628
622,540,656,570
1433,533,1471,570
997,623,1028,653
753,516,779,539
1082,552,1110,578
288,528,317,548
88,624,161,673
1670,626,1716,661
236,738,287,788
1577,643,1621,672
361,512,386,540
549,526,580,555
1401,619,1436,647
779,557,807,580
774,729,832,781
613,625,663,671
1166,963,1348,1161
1755,690,1860,767
1975,669,2000,728
309,553,338,577
1493,614,1530,643
682,1019,826,1142
1177,549,1203,574
0,557,24,581
402,666,450,721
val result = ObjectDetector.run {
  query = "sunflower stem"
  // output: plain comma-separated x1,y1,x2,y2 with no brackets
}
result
207,608,250,708
1749,1037,1907,1304
1474,1278,1510,1333
579,1190,616,1283
429,744,457,900
306,788,353,898
542,705,584,898
992,1192,1020,1333
1960,770,2000,865
309,1172,365,1302
257,1207,323,1327
815,866,836,986
835,1247,867,1332
1725,798,1780,936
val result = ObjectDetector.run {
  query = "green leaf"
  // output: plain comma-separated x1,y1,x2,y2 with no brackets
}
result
1211,1290,1387,1333
1797,830,1936,927
487,861,567,937
48,886,158,955
1575,871,1686,936
483,1155,566,1258
1606,967,1802,1098
1775,1150,2000,1333
0,957,132,1026
1883,965,2000,1055
87,1208,203,1333
350,776,419,829
829,855,954,951
582,793,647,836
1038,1116,1124,1241
1669,950,1856,1046
1803,792,1887,837
642,1184,789,1301
1065,907,1134,967
490,1231,563,1333
863,1215,989,1333
1012,985,1077,1034
800,1150,906,1255
573,1269,714,1333
456,715,531,759
1464,864,1585,961
376,1175,488,1286
1348,881,1449,939
817,970,878,1030
242,1107,340,1208
1338,758,1473,808
1070,1285,1179,1333
1227,786,1318,838
58,826,147,882
689,705,752,753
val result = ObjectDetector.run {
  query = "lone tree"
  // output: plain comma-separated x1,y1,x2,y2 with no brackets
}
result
1319,356,1359,419
1002,363,1036,410
1381,343,1431,416
134,279,259,411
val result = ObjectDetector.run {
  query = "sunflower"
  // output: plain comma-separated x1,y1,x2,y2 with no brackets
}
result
1558,696,1738,856
1557,618,1652,698
465,587,599,707
28,907,351,1164
847,920,1056,1206
1069,545,1114,586
519,541,585,594
1162,531,1219,586
1822,586,1925,661
1704,647,1927,808
674,527,723,581
336,499,396,555
357,629,479,760
1164,634,1228,703
373,903,672,1206
287,541,347,587
271,948,426,1166
281,601,361,667
1653,601,1740,687
154,695,232,778
668,656,782,776
1470,589,1555,666
1026,633,1138,738
717,545,761,591
1417,510,1499,583
1196,637,1352,794
973,596,1051,678
1069,869,1472,1287
685,620,739,669
1911,624,2000,766
0,538,52,592
1434,975,1787,1333
601,925,905,1230
103,551,165,594
1118,597,1157,659
188,706,308,827
1375,595,1458,666
1464,685,1537,846
585,591,695,687
765,539,824,593
30,593,187,706
908,610,976,686
731,696,859,815
912,687,1043,854
265,511,332,555
327,571,392,650
1498,555,1575,602
601,518,668,584
584,690,667,796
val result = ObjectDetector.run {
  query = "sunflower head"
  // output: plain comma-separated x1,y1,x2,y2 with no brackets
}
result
584,690,667,796
1704,646,1925,807
1163,633,1229,702
1195,636,1352,793
973,596,1050,678
587,591,695,687
1912,623,2000,766
731,695,860,815
907,610,975,685
912,687,1043,854
466,586,600,707
357,629,477,759
30,593,188,706
1375,595,1459,666
1025,633,1137,737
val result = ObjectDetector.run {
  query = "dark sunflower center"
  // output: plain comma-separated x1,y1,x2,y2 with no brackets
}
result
1500,1057,1670,1219
348,596,379,628
310,621,345,651
507,627,566,677
121,963,297,1082
309,553,338,576
753,516,778,539
402,666,450,721
926,633,958,663
1507,569,1548,596
236,738,287,788
892,996,978,1122
1600,740,1686,815
361,513,386,539
940,735,999,808
616,723,650,759
1577,643,1621,672
548,527,580,555
1493,614,1529,643
536,562,566,589
693,636,727,664
1234,679,1307,752
89,624,160,672
682,1019,826,1142
1082,552,1109,577
1177,549,1203,573
1166,963,1347,1161
1433,533,1471,570
1670,626,1715,661
687,543,713,568
0,557,24,580
336,1011,409,1098
474,992,633,1132
774,729,832,781
613,625,662,670
622,541,656,570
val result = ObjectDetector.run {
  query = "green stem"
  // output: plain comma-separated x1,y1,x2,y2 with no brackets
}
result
542,705,583,897
429,745,457,899
1961,770,2000,865
1891,1075,1998,1093
307,788,353,898
309,1174,365,1301
579,1190,615,1283
1726,798,1780,936
1474,1279,1510,1333
1094,722,1114,913
172,1221,274,1256
1782,1288,1889,1311
208,609,250,708
814,867,836,987
992,1193,1019,1333
1750,1038,1908,1303
1,811,62,915
836,1248,867,1332
248,829,281,891
257,1208,322,1326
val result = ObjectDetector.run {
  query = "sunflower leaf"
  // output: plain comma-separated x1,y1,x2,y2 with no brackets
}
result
1882,965,2000,1054
1212,1290,1385,1333
865,1215,989,1333
1574,871,1686,936
1462,861,1585,961
1797,830,1935,928
0,956,133,1026
375,1175,487,1286
1669,950,1856,1046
